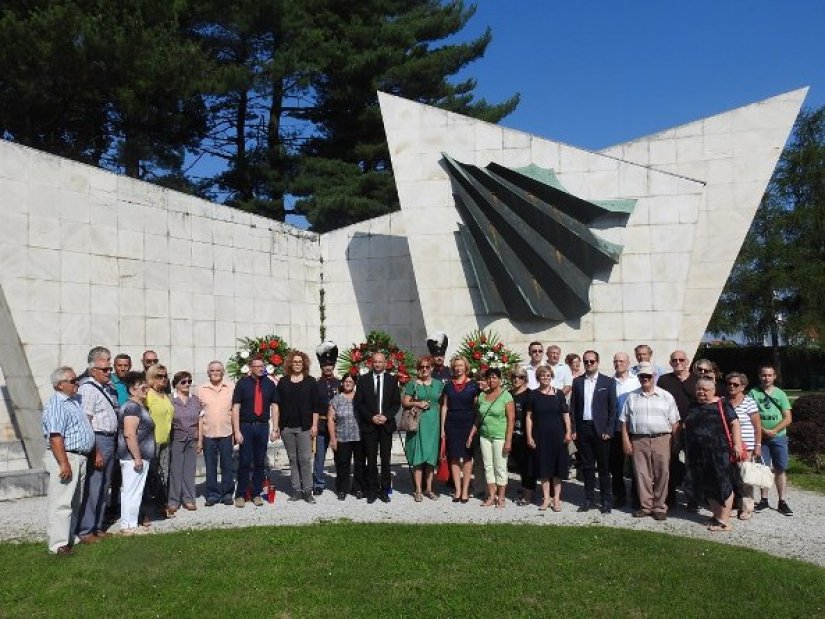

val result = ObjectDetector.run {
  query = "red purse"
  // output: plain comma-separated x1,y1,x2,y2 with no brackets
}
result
436,439,450,482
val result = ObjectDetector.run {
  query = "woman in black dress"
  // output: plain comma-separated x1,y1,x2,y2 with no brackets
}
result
526,365,571,512
440,356,480,503
684,377,744,531
509,367,536,506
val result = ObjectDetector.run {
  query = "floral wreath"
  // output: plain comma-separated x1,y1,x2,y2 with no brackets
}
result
226,334,291,380
456,329,522,387
338,330,416,385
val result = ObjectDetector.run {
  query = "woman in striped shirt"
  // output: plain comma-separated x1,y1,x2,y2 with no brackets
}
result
724,372,762,520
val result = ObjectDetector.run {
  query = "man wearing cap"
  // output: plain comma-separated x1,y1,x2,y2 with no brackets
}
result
427,332,451,382
314,342,341,495
620,362,679,520
43,366,96,555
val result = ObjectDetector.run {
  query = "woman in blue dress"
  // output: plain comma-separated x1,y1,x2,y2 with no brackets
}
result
440,355,480,503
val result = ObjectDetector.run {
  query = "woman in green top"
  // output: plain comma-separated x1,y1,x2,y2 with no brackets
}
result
468,368,514,508
402,356,444,502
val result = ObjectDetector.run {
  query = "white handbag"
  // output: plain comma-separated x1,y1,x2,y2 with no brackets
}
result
740,456,774,489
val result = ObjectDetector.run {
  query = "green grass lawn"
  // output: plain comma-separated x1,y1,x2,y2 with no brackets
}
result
788,456,825,494
1,524,823,618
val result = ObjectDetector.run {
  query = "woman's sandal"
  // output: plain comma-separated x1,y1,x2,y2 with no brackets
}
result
551,502,562,512
414,493,423,503
425,491,438,501
496,498,505,509
707,519,733,532
481,496,496,507
737,511,753,521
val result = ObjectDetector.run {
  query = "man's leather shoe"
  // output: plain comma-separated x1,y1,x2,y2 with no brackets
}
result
614,497,626,508
337,492,346,501
55,545,73,556
367,494,376,504
652,512,667,521
312,488,323,496
79,534,100,545
577,502,595,512
632,510,651,518
600,505,612,514
378,493,390,503
355,491,364,500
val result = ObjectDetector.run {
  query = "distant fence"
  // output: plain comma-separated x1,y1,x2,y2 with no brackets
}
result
696,345,825,391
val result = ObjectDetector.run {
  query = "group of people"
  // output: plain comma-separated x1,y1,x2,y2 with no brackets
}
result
41,335,794,555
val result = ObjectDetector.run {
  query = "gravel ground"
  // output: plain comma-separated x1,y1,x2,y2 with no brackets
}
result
2,464,823,567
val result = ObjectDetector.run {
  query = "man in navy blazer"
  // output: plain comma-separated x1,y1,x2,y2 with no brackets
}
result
570,350,617,513
354,351,401,503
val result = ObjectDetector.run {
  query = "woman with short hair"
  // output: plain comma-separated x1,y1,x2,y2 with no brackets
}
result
509,367,535,506
470,367,514,508
724,372,762,520
145,364,174,518
566,353,584,380
526,365,571,511
685,377,744,531
401,355,444,502
118,371,154,535
168,371,201,512
328,374,363,501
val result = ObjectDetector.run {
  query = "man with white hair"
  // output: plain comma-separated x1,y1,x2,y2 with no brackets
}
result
547,345,573,396
43,366,96,555
76,346,119,543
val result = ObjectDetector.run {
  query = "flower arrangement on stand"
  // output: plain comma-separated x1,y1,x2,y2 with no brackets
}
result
457,329,522,387
338,330,416,385
226,334,291,381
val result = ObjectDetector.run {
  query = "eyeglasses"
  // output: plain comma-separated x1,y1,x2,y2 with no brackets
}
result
671,358,686,363
726,382,741,387
156,374,168,379
178,379,191,385
697,368,712,374
638,375,653,380
583,359,597,365
144,359,158,365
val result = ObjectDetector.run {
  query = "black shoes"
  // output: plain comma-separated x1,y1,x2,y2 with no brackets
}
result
302,490,316,504
777,500,793,516
600,505,612,514
754,498,770,512
312,488,323,496
337,492,346,501
378,493,391,503
204,499,216,507
577,502,595,512
355,491,364,500
367,494,376,504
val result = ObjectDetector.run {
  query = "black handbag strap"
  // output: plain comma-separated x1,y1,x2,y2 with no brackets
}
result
756,386,783,412
87,380,118,413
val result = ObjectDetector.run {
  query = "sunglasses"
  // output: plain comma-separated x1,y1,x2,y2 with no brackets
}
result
583,359,597,365
638,374,653,380
418,365,432,369
726,382,741,387
156,374,168,379
671,358,687,363
93,366,113,373
64,377,80,385
178,379,191,385
697,368,712,374
529,349,543,354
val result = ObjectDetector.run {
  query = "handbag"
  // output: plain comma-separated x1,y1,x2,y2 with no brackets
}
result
399,385,422,432
436,439,450,482
740,456,775,489
717,400,747,463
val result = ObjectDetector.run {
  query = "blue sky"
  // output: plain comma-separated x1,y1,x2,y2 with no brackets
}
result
453,1,823,149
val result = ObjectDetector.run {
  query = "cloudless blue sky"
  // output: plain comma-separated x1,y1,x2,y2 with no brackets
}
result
452,1,823,149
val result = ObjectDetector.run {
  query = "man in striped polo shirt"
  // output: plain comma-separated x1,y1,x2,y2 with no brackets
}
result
42,366,96,555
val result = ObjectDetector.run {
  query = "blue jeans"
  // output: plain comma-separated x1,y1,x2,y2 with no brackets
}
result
313,433,329,489
78,434,115,536
762,434,789,472
236,422,269,498
203,436,235,503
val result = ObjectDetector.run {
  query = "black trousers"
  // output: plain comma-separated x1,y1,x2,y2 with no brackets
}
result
576,422,612,506
334,441,365,494
610,432,639,506
510,434,536,490
363,430,393,495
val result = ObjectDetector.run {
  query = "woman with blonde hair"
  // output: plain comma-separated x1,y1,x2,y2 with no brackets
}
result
440,355,480,503
145,363,174,518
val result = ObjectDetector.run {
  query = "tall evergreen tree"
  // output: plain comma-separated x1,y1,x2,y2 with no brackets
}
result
709,106,825,347
291,0,520,231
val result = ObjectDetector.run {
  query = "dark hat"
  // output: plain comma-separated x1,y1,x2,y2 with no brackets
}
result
426,331,448,356
315,341,338,366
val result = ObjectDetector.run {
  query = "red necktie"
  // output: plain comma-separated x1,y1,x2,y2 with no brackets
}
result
254,379,263,417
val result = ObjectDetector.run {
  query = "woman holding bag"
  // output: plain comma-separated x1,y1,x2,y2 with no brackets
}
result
684,377,744,531
401,356,444,502
724,372,762,520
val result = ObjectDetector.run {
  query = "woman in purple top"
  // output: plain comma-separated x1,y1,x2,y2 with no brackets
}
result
168,371,201,512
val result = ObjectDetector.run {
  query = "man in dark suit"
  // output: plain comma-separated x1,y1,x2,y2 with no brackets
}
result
354,351,401,503
570,350,617,513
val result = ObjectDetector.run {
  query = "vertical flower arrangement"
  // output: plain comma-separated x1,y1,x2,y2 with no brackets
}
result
338,330,416,385
226,335,291,381
457,329,522,386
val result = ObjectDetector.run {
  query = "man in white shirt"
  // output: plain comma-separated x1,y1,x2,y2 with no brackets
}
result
524,341,544,389
547,345,573,397
620,362,680,521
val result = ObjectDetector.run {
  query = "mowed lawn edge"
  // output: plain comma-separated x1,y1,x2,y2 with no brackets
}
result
0,523,822,618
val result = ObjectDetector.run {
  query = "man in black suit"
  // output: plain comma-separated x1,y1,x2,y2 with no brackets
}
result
570,350,617,513
354,351,401,503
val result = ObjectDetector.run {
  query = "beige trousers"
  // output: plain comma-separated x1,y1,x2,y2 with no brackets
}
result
632,434,671,515
44,450,87,553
